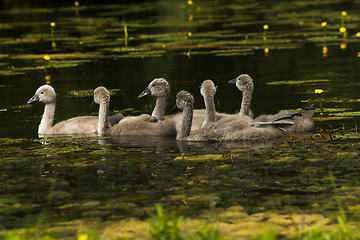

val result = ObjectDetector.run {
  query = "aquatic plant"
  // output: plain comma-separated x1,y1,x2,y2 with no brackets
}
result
321,21,327,37
123,22,128,47
264,47,269,56
322,45,328,57
50,22,56,49
314,89,324,115
263,25,269,55
263,24,268,41
149,204,184,240
77,231,98,240
266,79,329,86
339,11,347,39
45,74,51,85
321,21,328,57
77,234,88,240
73,1,80,16
43,55,50,76
339,27,347,35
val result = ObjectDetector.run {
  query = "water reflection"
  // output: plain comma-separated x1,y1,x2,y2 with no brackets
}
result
108,135,284,154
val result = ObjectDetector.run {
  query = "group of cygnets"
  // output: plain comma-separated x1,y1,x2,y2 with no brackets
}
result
27,74,315,142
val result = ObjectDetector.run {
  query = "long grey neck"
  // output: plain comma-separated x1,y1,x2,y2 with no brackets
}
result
239,89,252,116
39,100,56,135
202,94,216,127
177,106,193,140
152,96,167,120
97,100,109,136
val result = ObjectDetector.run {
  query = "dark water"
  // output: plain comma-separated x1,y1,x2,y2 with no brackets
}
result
1,0,359,142
2,2,360,238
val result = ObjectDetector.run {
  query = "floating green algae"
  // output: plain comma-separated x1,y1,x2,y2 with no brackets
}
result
266,79,330,86
313,116,352,121
0,70,24,76
332,132,360,140
0,138,27,145
329,111,360,117
68,89,121,97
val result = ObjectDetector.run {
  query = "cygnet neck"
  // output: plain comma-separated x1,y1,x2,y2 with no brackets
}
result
97,99,109,136
202,93,216,126
239,87,252,116
152,96,167,120
177,104,193,140
39,99,56,134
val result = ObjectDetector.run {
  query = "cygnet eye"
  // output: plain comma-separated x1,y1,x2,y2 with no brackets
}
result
40,91,44,94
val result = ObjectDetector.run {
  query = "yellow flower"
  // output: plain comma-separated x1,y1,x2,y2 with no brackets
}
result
264,47,269,54
314,89,323,94
78,234,88,240
50,22,56,27
43,55,51,61
312,203,320,208
340,42,346,50
341,11,347,17
74,1,80,6
187,32,192,37
339,27,346,33
263,24,269,30
356,32,360,37
45,75,51,84
321,21,327,27
187,0,193,5
322,46,328,56
188,14,193,21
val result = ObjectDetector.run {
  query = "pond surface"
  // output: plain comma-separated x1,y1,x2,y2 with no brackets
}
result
1,0,360,239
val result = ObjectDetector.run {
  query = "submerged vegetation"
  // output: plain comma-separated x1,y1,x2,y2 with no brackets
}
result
1,133,360,239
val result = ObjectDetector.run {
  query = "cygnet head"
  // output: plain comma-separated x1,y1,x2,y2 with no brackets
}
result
200,79,217,98
228,74,254,93
94,86,110,104
176,90,194,110
27,85,56,104
138,78,170,99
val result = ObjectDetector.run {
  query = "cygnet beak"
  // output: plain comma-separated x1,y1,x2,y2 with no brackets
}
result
227,79,237,84
27,94,40,104
138,87,151,99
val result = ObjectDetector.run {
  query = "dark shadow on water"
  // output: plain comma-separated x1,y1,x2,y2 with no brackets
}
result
108,135,285,153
